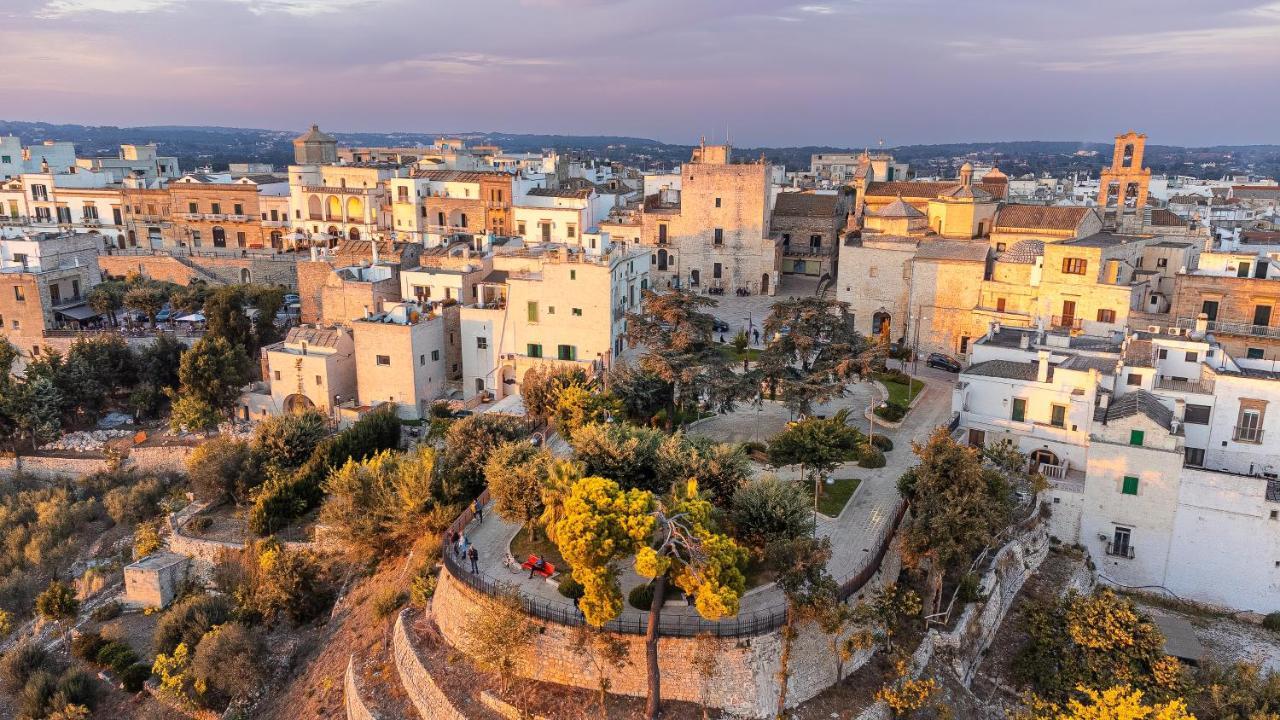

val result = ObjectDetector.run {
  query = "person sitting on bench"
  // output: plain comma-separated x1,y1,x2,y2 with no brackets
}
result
528,555,547,579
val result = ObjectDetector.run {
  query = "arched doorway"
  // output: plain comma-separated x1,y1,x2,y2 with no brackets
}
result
307,195,322,219
872,311,891,338
690,269,700,287
348,227,361,241
327,196,342,220
761,273,770,294
283,394,316,414
1029,449,1059,470
212,226,226,248
270,230,283,249
657,248,668,271
240,268,251,284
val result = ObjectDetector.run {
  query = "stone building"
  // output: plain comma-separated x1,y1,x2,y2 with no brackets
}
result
240,325,357,420
636,143,779,294
123,551,189,609
351,301,447,419
0,232,103,358
169,173,273,250
770,191,848,279
1169,247,1280,360
989,204,1103,252
289,163,402,245
293,124,337,165
1098,131,1152,231
388,169,516,244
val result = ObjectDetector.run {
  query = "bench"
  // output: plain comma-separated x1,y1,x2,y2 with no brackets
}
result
520,554,557,580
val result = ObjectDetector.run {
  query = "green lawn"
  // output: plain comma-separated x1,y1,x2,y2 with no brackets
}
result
875,373,925,407
807,477,861,517
717,344,762,363
509,526,570,572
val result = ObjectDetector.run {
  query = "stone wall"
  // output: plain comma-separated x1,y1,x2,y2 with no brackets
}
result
430,544,905,719
345,656,381,720
0,444,193,481
99,252,299,289
392,611,467,720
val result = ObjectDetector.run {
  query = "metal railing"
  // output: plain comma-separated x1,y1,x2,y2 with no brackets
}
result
1155,375,1215,394
440,493,907,638
1234,425,1264,443
1105,542,1135,559
1177,316,1280,339
1050,315,1082,330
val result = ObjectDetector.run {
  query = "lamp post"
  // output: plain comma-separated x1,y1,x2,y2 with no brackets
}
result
909,312,920,405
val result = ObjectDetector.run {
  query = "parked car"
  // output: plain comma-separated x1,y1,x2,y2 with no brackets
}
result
283,293,300,305
712,318,730,333
155,307,172,322
926,352,962,373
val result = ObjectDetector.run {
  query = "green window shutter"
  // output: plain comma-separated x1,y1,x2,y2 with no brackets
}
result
527,344,541,358
1011,398,1026,422
527,301,538,322
1122,476,1139,495
1129,429,1144,446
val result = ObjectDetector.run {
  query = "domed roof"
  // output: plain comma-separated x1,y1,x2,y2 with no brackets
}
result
960,161,974,172
294,124,335,143
1000,239,1044,264
874,196,926,219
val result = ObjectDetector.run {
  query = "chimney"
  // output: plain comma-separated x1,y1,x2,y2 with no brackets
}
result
1019,333,1030,350
1174,398,1186,422
1099,392,1110,410
371,240,379,266
1195,312,1208,335
1105,259,1120,284
310,246,317,262
1036,350,1050,383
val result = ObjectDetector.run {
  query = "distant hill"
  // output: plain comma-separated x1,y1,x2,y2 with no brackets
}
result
2,120,1277,179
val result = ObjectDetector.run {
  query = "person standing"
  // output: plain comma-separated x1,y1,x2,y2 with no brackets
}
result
472,498,484,522
467,545,479,574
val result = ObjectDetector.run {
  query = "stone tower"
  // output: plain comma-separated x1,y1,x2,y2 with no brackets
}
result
293,124,337,165
1097,131,1150,228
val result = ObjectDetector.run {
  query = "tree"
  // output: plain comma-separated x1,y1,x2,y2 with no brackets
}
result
758,296,877,416
484,441,552,539
167,394,222,433
569,422,665,493
554,476,655,625
242,284,285,348
137,333,184,392
1015,685,1193,720
570,625,629,716
606,362,673,425
538,459,584,546
169,280,210,315
897,427,1013,614
173,335,251,421
251,410,328,472
551,383,620,435
134,521,162,558
86,281,126,326
626,288,745,420
730,475,814,558
190,622,266,709
655,433,748,507
439,414,531,502
462,588,537,694
235,539,331,624
10,376,63,447
1016,589,1185,706
520,364,589,419
769,536,838,715
187,438,259,504
321,445,443,553
767,409,861,521
203,285,255,352
35,580,78,622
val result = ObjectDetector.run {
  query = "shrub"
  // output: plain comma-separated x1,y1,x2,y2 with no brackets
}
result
19,670,56,719
133,521,162,559
95,642,138,675
236,539,332,625
1264,612,1280,632
55,669,97,710
372,588,407,619
187,438,259,505
874,403,907,422
628,583,656,610
880,368,911,385
71,631,108,663
119,664,150,693
251,410,328,472
90,601,121,622
858,447,887,469
187,516,211,533
3,641,53,687
558,574,585,600
739,440,767,455
152,594,233,655
730,475,814,557
409,572,437,608
35,580,79,622
870,434,894,452
190,622,266,708
103,475,166,525
957,573,984,603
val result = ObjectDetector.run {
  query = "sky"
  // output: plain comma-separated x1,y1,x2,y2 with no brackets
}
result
2,0,1279,147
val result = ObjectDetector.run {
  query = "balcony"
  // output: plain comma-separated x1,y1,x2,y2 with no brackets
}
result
0,215,29,225
1234,425,1264,444
225,214,249,222
301,185,368,195
1177,316,1280,340
1105,542,1135,559
1155,375,1214,395
1050,315,1083,331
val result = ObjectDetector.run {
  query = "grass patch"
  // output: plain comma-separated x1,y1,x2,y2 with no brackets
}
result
875,373,925,407
510,526,570,573
807,477,861,517
717,344,762,362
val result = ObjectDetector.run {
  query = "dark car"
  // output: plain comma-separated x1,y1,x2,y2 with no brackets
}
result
926,352,962,373
712,318,730,333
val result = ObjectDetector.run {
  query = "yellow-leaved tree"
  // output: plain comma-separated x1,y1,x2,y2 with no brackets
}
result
1016,685,1195,720
554,477,747,720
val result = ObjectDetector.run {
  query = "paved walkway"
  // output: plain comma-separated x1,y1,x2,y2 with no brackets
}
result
456,366,958,624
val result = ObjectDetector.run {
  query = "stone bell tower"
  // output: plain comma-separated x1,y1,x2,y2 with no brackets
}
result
1097,131,1150,231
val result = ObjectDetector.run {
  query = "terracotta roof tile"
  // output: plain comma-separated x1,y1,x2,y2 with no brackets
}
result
773,193,840,218
994,204,1094,232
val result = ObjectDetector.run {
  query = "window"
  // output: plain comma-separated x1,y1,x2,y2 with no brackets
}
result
476,337,488,349
233,203,243,215
548,306,555,315
9,320,16,329
782,233,791,246
1062,257,1087,275
1200,300,1219,321
569,270,576,280
13,287,24,302
1121,475,1139,495
1157,348,1168,360
527,301,538,323
967,429,986,448
1011,398,1026,422
715,197,721,208
315,374,323,385
1127,373,1142,386
376,355,390,366
1184,447,1205,467
1238,262,1252,278
273,370,281,381
996,242,1006,252
713,263,722,280
959,336,970,354
996,297,1006,312
1248,348,1266,359
1157,257,1168,268
557,344,576,361
1236,406,1264,443
567,224,576,239
1184,404,1210,424
1096,309,1116,323
1050,404,1067,428
1129,429,1144,446
527,344,542,358
810,234,822,249
31,184,48,201
1255,305,1273,327
571,308,583,316
210,202,221,214
658,224,667,244
419,355,425,366
56,206,71,223
713,228,723,245
1110,526,1133,558
431,350,439,361
1180,351,1197,363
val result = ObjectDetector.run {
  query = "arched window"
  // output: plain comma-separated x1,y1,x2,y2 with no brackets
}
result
345,196,363,221
270,230,283,248
307,195,322,220
327,196,342,219
212,226,226,247
348,227,360,241
657,248,668,271
240,268,251,283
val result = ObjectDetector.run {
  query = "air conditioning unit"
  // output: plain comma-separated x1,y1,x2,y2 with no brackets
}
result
1167,327,1182,336
1147,325,1162,333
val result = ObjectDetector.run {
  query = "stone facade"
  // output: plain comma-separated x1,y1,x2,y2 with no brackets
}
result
169,182,268,250
392,611,468,720
98,252,299,288
123,551,189,609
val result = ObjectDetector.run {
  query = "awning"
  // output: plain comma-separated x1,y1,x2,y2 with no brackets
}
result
176,313,205,322
55,305,101,321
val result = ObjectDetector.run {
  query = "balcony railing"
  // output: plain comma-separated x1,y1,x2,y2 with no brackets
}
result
1155,375,1215,394
1050,315,1083,331
1105,542,1135,559
1177,316,1280,339
1038,462,1069,480
1234,425,1264,443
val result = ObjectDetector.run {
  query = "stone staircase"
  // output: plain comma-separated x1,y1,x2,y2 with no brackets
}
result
170,253,228,286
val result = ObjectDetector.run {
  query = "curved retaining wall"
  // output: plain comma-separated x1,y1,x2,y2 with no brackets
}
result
392,610,465,720
344,655,380,720
431,546,903,719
